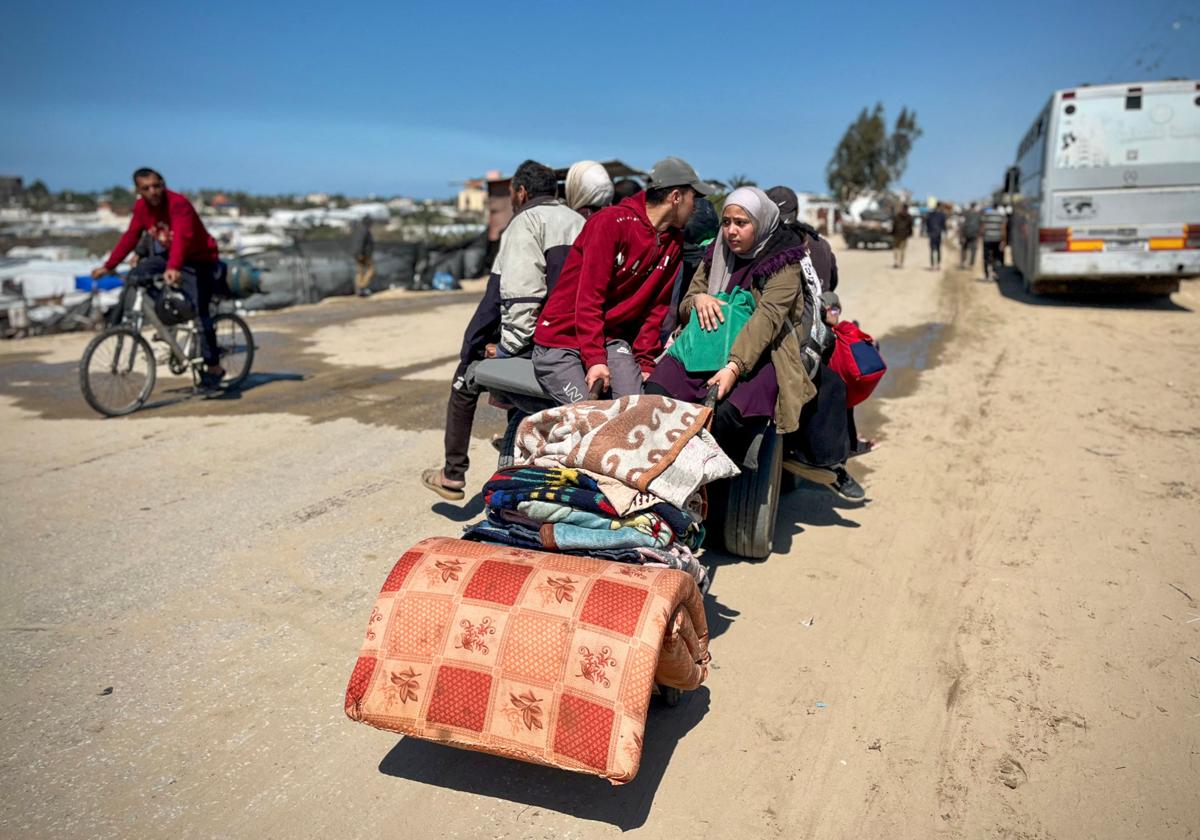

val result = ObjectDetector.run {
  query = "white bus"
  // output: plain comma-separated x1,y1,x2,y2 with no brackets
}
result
1005,79,1200,294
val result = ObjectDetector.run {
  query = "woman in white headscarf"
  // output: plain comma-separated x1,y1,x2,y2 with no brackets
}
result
564,160,614,218
645,186,820,467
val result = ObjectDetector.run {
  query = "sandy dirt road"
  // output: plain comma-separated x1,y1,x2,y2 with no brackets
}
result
1,241,1197,839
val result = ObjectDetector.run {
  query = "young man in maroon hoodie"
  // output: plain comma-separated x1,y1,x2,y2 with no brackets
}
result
532,157,711,403
92,168,225,389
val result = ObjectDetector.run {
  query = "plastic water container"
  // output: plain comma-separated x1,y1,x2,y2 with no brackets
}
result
75,274,124,291
431,272,459,291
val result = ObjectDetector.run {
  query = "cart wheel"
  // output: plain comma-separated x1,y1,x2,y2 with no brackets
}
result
723,425,782,559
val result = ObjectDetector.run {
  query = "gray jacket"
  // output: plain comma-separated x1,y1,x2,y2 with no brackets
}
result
496,199,584,356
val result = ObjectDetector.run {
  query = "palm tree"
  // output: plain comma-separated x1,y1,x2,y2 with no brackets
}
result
728,174,757,189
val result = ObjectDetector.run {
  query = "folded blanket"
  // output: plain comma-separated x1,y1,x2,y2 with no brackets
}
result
483,466,618,520
518,501,674,549
464,514,709,590
513,396,739,508
484,468,705,548
345,537,710,783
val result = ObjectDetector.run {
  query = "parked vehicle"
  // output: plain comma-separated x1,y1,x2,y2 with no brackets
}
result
842,210,894,249
1004,78,1200,295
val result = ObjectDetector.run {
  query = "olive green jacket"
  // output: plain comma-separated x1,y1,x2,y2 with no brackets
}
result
679,257,816,434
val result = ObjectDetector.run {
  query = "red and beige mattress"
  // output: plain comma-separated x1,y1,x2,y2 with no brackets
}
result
344,537,709,783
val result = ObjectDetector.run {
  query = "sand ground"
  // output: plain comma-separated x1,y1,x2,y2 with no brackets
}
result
0,239,1197,839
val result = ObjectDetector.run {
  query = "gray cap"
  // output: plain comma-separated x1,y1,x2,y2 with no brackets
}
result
820,291,840,310
645,156,714,195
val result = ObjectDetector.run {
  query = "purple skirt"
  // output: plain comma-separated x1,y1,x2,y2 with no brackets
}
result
647,354,778,419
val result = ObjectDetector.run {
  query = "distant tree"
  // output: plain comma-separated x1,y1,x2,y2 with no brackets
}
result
728,174,757,188
57,189,96,211
826,104,922,204
24,179,52,210
104,184,135,208
886,107,922,187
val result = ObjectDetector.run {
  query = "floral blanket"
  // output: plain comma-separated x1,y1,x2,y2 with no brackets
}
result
345,537,710,783
513,396,739,508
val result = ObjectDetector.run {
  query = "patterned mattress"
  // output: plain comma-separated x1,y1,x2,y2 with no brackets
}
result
344,537,709,783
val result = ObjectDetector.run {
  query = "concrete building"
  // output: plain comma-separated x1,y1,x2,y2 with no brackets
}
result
0,176,23,206
457,179,487,216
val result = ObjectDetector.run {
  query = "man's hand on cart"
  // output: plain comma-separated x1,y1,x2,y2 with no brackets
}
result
164,268,182,287
89,266,112,280
585,363,610,396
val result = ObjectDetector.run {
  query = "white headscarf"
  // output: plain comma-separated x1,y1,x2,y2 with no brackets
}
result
707,186,781,294
565,160,614,212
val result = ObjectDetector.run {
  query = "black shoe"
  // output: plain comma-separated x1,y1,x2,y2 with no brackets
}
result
830,467,865,501
198,370,225,396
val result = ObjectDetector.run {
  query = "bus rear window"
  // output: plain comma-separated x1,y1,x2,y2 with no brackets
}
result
1054,91,1200,169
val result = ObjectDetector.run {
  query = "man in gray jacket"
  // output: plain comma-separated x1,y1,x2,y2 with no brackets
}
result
496,164,586,357
420,160,584,500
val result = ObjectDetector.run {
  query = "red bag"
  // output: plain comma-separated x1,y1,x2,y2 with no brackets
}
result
829,321,886,407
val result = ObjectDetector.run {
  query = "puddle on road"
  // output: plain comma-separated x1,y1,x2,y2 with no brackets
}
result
853,320,953,441
0,293,509,438
0,282,954,445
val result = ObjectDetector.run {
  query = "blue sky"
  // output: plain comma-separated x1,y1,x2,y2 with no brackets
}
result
2,0,1197,201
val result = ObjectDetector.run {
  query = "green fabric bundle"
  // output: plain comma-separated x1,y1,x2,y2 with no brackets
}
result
667,287,757,373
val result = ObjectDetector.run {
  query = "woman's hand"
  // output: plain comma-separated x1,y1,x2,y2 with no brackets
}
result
706,365,738,401
692,294,726,332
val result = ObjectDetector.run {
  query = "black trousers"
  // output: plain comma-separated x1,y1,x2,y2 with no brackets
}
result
982,241,1004,278
786,364,852,467
443,273,502,483
119,256,220,366
929,235,942,267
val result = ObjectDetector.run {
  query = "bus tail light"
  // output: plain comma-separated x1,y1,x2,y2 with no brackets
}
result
1039,227,1069,251
1067,239,1105,252
1185,225,1200,250
1149,237,1185,250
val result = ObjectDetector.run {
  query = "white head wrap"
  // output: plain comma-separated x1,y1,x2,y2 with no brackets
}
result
564,160,614,212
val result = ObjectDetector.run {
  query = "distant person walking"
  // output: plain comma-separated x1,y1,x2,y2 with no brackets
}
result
924,203,947,269
981,206,1007,281
350,217,375,297
960,203,981,268
891,204,914,268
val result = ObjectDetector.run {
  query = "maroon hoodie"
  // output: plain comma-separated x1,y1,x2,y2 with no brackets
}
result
104,189,219,271
533,192,683,373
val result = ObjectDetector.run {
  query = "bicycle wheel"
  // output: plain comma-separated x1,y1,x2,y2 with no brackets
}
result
80,327,156,417
212,313,254,388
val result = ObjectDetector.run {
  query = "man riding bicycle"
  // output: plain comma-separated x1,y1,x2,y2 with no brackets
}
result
91,168,225,390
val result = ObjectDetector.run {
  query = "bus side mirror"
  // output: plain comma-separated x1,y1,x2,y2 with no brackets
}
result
1003,166,1021,195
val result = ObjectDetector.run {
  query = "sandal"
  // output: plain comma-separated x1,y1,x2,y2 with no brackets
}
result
420,468,465,501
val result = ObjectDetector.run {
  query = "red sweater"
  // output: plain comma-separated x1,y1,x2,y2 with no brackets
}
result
533,193,683,372
104,189,219,271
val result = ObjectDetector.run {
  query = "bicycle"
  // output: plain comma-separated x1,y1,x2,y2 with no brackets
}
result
79,272,254,417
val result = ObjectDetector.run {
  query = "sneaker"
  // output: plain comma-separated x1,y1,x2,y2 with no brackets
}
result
830,467,865,501
357,288,373,298
198,369,225,395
